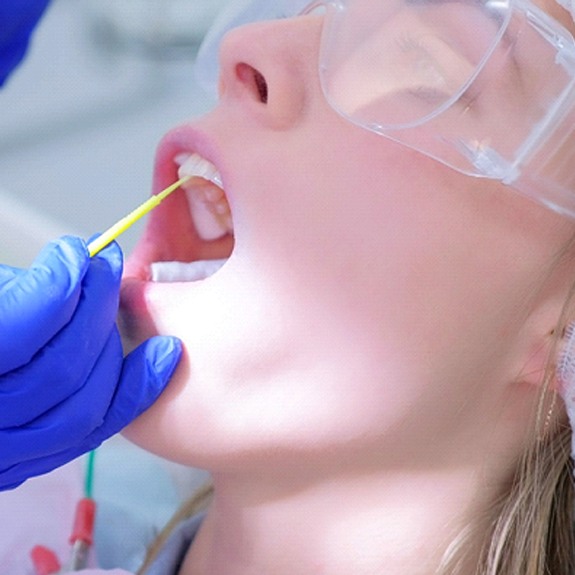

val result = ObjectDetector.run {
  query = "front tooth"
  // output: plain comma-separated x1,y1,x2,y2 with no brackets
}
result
176,153,231,241
176,153,223,188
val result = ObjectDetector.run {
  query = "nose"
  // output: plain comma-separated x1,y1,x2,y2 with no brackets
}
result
216,15,323,130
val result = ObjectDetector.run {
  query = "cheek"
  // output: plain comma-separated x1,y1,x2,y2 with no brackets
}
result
121,117,571,468
233,130,507,375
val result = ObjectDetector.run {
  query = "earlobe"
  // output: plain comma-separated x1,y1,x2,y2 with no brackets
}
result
513,298,571,392
510,317,571,442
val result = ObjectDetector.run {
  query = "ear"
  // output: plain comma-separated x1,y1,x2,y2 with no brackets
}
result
512,298,569,391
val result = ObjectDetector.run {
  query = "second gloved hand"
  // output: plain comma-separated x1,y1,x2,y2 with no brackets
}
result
0,237,182,490
0,0,52,86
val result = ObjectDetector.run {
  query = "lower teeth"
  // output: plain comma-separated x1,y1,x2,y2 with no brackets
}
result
151,259,227,283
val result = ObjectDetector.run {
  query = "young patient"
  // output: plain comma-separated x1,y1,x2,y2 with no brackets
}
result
111,0,575,573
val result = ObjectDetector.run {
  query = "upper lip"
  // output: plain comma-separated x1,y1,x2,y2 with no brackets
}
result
155,126,224,193
123,125,234,280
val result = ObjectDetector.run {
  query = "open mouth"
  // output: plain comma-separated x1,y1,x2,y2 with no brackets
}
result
136,150,235,284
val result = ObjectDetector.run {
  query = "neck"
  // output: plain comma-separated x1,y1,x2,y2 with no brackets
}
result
180,465,498,575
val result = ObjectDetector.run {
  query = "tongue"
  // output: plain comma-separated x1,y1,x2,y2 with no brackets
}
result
151,259,227,283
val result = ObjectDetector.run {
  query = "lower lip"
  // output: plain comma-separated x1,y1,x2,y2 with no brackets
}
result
120,277,148,312
119,277,156,341
119,273,207,341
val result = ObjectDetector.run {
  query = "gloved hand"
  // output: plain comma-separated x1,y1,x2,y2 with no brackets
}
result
0,236,182,490
0,0,52,86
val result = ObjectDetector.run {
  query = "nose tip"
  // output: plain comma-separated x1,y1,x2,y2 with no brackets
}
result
217,17,322,129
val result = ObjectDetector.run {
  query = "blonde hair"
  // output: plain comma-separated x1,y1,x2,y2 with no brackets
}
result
439,250,575,574
442,236,575,574
478,242,575,575
438,412,574,574
482,421,574,574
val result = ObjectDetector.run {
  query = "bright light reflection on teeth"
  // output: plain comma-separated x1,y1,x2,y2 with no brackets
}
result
175,153,232,241
176,153,223,188
151,259,227,283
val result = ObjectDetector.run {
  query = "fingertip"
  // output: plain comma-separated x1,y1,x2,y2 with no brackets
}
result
91,241,123,278
78,336,182,442
26,235,89,306
150,336,183,375
144,336,183,394
55,235,90,258
36,236,90,281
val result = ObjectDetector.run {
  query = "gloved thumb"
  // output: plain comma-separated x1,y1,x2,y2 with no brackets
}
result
85,336,182,444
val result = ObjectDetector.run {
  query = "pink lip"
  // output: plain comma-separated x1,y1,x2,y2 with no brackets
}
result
119,123,234,339
122,124,229,281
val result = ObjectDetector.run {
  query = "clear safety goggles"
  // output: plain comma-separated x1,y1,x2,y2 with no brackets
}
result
195,0,575,218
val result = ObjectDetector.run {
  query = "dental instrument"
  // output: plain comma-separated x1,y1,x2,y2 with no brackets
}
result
30,499,95,573
30,452,98,573
67,496,96,570
87,176,192,257
66,450,97,571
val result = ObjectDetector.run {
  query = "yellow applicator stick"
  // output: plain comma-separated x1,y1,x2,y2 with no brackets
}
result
87,175,192,257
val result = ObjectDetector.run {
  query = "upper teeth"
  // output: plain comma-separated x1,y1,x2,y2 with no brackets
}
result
176,153,233,241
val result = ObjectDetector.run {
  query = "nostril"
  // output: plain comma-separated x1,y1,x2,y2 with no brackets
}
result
254,70,268,104
236,63,269,104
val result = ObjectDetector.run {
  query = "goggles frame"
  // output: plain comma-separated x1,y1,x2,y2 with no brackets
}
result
196,0,575,219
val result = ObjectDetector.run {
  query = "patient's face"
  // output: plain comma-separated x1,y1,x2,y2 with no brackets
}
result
120,7,573,476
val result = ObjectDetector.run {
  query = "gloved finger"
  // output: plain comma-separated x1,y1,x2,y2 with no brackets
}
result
62,335,182,458
0,328,123,467
83,335,182,444
0,236,90,374
0,0,52,87
0,265,20,288
0,336,182,489
0,243,123,427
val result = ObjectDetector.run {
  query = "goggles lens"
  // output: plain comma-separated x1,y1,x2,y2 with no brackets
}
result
196,0,575,217
320,0,507,128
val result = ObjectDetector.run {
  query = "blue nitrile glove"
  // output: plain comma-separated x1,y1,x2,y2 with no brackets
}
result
0,0,52,87
0,236,182,490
